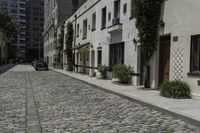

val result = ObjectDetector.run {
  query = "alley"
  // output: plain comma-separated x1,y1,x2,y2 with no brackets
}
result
0,65,200,132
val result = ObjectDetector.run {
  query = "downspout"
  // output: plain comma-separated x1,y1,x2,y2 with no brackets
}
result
73,14,77,72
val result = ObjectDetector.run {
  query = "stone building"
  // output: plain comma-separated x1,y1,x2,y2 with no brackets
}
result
43,0,86,67
64,0,138,81
63,0,200,98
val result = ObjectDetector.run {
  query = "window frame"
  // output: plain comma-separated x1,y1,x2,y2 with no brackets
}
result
91,12,96,31
82,19,87,40
130,0,135,19
76,24,79,37
109,42,125,69
189,34,200,75
101,6,107,30
97,49,102,66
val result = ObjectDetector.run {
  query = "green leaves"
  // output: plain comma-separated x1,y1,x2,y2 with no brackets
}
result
54,22,65,64
65,22,73,71
134,0,163,61
113,64,134,84
98,65,107,79
0,9,18,38
160,81,191,99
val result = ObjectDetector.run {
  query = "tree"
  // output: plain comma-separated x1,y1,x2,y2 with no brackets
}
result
0,10,18,38
134,0,163,88
65,22,73,71
0,9,18,60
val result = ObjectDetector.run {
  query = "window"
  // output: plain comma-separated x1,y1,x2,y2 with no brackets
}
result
108,12,111,21
123,3,127,14
20,9,25,14
101,7,107,29
83,19,87,39
20,3,25,8
130,0,135,18
190,35,200,73
114,0,120,19
109,43,124,69
11,9,17,13
77,24,79,37
98,49,102,66
92,13,96,31
87,51,89,61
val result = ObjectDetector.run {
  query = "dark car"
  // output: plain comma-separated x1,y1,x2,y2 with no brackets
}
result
32,59,38,67
35,61,48,71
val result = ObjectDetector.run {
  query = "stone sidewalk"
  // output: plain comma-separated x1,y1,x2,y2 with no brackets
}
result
52,68,200,127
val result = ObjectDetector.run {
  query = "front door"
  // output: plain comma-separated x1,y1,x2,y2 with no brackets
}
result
91,50,95,74
82,51,86,73
158,35,171,86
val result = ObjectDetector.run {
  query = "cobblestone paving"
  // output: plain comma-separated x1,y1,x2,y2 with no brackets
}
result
0,72,26,132
0,65,200,133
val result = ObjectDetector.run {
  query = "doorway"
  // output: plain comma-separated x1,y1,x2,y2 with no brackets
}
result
158,35,171,86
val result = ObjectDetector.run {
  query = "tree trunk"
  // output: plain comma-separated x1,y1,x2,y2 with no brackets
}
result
144,65,151,88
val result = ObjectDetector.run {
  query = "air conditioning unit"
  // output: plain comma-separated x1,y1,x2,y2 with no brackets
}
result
112,18,120,25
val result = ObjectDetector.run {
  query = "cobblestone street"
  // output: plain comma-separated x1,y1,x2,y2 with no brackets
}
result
0,65,200,133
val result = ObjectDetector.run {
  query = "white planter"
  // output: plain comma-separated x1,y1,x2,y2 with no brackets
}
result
107,71,113,80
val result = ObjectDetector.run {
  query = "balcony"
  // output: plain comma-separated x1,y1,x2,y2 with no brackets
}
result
107,18,122,33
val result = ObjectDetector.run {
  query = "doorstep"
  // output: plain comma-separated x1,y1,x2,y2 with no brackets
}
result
52,68,200,127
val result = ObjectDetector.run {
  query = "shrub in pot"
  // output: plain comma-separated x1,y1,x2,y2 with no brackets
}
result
98,65,107,79
113,64,134,84
160,80,191,99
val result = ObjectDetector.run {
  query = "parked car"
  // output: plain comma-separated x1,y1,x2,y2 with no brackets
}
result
35,61,48,71
32,59,38,67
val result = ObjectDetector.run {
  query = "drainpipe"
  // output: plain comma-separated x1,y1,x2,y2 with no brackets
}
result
73,14,77,72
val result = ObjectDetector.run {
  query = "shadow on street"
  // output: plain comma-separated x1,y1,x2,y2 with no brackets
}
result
0,64,16,75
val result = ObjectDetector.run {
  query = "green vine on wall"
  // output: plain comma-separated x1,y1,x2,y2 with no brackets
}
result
65,22,74,71
54,22,64,64
134,0,163,88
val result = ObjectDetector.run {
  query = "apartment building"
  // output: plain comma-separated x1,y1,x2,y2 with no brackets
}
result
44,0,87,67
0,0,26,59
64,0,200,98
26,0,44,61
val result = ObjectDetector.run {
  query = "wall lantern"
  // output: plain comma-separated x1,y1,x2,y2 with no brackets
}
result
91,44,94,49
133,38,138,51
159,20,165,27
133,38,137,45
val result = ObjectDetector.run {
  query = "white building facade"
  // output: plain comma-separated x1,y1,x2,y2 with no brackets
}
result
159,0,200,97
64,0,200,98
64,0,140,83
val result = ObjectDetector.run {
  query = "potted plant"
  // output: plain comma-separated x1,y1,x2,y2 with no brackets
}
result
98,65,107,79
113,64,134,84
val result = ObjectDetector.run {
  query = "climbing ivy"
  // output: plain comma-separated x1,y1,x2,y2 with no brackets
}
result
65,22,74,71
134,0,163,88
54,22,65,65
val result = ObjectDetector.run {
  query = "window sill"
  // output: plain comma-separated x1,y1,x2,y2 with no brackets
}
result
101,27,106,30
82,37,87,40
91,28,96,32
187,72,200,76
